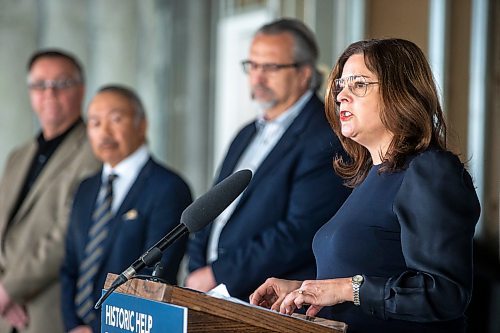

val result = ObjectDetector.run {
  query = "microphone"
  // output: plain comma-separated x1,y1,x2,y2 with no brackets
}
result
95,169,252,309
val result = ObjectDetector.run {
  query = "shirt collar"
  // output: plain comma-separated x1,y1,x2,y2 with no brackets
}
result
102,144,149,180
36,117,82,147
256,90,313,130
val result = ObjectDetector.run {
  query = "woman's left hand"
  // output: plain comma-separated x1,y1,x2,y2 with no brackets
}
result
279,277,353,317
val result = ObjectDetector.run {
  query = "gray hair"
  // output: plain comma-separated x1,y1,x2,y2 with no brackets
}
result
27,49,85,83
256,18,322,91
97,85,146,123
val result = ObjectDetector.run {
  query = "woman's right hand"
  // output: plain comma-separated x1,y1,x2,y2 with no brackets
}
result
249,278,302,311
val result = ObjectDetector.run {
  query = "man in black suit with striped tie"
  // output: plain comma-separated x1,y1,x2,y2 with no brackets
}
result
60,85,192,333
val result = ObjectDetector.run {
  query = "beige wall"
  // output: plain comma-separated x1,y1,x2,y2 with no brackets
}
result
487,0,499,256
366,0,473,156
366,0,429,54
447,0,472,157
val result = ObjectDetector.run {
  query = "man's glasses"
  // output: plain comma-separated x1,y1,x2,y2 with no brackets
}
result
333,75,379,97
241,60,301,74
28,79,82,91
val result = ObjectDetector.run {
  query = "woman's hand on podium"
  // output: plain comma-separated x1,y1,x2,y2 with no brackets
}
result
249,278,302,312
280,278,352,317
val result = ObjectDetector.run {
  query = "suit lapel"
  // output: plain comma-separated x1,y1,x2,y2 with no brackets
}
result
0,142,37,240
116,159,153,219
13,122,87,224
211,95,320,227
98,159,154,267
3,143,37,220
83,174,102,233
236,96,317,205
217,124,257,182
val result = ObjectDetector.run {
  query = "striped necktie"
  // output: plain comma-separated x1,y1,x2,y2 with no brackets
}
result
75,173,117,324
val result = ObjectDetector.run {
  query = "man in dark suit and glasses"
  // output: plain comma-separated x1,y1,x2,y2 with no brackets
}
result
61,85,192,333
186,18,350,300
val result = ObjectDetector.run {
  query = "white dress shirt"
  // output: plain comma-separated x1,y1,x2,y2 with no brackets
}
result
98,144,149,214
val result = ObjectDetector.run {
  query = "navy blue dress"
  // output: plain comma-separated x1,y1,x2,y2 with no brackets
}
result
312,149,480,333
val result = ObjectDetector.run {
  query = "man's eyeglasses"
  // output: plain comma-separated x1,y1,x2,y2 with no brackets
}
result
241,60,302,74
333,75,379,97
28,79,82,91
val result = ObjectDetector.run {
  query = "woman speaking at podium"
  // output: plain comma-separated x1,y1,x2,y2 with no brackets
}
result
250,38,480,333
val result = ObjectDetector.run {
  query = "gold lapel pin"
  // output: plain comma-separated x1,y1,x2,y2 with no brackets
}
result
123,209,138,221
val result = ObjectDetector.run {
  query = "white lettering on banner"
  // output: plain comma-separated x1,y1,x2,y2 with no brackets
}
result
135,312,153,333
105,305,112,326
104,305,153,332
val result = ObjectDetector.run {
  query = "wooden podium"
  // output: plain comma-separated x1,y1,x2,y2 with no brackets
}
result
104,273,347,333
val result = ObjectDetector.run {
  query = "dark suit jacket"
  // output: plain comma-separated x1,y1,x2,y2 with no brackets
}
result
188,94,351,300
61,158,192,332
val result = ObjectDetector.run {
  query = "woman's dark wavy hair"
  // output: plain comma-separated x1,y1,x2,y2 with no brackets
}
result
325,38,447,187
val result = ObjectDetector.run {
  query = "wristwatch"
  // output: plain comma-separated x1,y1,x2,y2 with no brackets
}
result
352,275,364,306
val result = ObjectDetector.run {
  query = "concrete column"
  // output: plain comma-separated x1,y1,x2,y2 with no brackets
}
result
135,0,171,170
164,0,213,196
37,0,91,103
0,2,38,170
37,0,88,53
87,0,139,98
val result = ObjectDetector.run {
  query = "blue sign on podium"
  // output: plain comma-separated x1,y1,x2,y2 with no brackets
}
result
101,290,187,333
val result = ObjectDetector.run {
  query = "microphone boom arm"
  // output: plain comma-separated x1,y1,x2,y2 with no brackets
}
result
95,223,188,309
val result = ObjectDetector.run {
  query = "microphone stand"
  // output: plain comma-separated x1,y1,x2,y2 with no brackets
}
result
149,262,168,284
95,223,188,309
94,246,163,309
